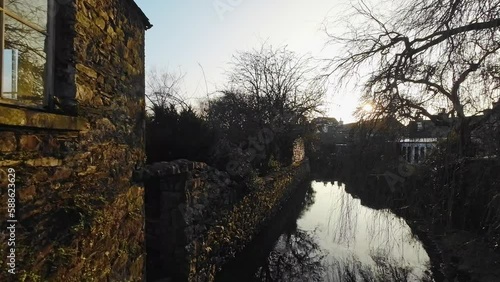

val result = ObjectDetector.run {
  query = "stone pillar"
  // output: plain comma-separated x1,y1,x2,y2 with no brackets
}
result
410,145,414,163
406,145,411,162
292,137,305,164
417,145,421,163
415,145,419,163
418,146,421,162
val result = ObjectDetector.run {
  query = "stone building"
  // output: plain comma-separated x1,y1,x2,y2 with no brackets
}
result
0,0,150,281
399,119,450,163
400,105,500,163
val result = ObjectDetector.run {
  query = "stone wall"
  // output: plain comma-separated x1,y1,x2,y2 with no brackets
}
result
0,0,149,281
292,137,305,164
142,160,240,281
142,158,310,282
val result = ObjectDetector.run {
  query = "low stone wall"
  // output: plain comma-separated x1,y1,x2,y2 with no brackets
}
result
141,160,240,281
141,158,310,282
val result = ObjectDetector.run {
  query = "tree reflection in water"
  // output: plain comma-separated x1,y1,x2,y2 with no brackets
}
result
314,181,431,281
215,182,320,282
251,228,433,282
327,182,359,248
298,183,316,218
254,229,325,282
252,184,323,282
217,181,433,281
325,254,434,282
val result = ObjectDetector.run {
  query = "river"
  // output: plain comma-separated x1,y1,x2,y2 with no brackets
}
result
215,179,434,282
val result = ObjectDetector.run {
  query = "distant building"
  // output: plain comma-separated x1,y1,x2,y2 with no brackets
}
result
311,117,339,134
312,104,500,164
400,114,451,163
314,116,404,150
400,103,500,163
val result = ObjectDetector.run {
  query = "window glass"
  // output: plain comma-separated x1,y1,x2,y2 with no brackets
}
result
2,15,47,105
1,0,48,106
5,0,47,30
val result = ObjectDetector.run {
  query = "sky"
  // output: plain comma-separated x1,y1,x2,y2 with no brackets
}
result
135,0,362,123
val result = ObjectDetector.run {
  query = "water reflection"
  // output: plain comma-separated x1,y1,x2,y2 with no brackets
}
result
1,0,48,105
326,254,433,282
4,15,46,102
218,180,434,281
6,0,48,28
300,181,432,281
254,229,325,282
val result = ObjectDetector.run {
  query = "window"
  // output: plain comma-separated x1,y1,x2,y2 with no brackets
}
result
0,0,54,108
417,121,423,131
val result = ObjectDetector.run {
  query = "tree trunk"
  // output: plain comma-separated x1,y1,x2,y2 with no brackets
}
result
457,117,472,157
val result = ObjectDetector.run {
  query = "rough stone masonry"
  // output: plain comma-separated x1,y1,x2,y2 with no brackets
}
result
0,0,150,281
142,138,309,282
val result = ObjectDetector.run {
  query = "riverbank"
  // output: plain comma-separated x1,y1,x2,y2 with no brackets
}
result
389,158,500,282
215,177,314,281
324,166,500,282
143,159,310,282
397,209,500,282
189,160,311,281
216,178,434,281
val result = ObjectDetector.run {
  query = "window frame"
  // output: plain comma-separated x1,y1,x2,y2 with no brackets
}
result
0,0,56,111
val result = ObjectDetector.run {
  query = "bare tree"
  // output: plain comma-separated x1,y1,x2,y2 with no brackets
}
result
145,68,189,111
220,44,326,130
325,0,500,155
207,44,326,170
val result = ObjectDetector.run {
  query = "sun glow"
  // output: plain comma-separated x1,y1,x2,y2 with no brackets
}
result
362,103,374,112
